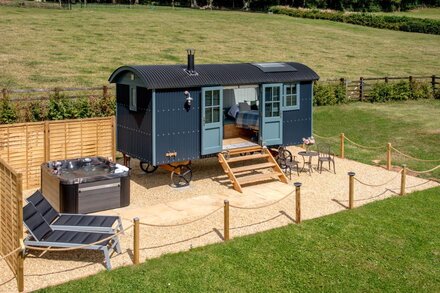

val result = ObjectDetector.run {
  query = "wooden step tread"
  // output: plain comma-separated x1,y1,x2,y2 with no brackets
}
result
237,172,283,185
226,146,262,155
226,153,269,163
230,162,276,173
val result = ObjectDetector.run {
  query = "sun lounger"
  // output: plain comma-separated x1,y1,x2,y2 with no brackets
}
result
26,190,123,233
23,203,121,270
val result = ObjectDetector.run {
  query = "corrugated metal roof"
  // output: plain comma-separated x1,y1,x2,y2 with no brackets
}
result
108,62,319,90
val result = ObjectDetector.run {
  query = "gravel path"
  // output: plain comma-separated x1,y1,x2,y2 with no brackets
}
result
1,146,437,292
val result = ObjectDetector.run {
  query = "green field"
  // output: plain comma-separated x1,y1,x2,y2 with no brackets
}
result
38,186,440,292
0,6,439,88
375,7,440,20
313,99,440,179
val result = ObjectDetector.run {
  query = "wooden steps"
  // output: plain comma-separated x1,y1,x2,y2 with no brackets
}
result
218,145,288,193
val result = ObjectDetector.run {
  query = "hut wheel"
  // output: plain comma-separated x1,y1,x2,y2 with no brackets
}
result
171,165,192,188
140,162,158,173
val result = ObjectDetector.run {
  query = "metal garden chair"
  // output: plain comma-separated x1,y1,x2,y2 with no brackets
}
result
317,143,336,174
276,146,300,179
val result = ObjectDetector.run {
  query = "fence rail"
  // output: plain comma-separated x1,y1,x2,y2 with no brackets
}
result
322,74,438,101
1,85,114,102
0,117,116,190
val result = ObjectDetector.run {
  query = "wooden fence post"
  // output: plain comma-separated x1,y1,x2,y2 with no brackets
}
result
1,88,7,99
409,76,414,93
294,182,302,224
103,85,108,98
340,133,345,159
387,143,392,171
432,75,437,92
385,76,388,83
133,217,140,265
400,164,406,196
359,77,364,101
224,200,230,241
16,173,24,293
348,172,355,209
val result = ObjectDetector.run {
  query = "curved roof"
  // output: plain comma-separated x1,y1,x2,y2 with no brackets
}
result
108,62,319,89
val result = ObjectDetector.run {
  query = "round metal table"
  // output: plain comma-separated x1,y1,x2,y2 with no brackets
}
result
298,151,318,175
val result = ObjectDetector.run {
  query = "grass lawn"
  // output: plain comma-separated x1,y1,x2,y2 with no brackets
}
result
0,6,439,88
313,99,440,179
375,7,440,20
38,186,440,292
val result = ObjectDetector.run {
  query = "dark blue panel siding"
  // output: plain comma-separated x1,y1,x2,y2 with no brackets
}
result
282,82,313,146
155,88,201,165
116,85,153,162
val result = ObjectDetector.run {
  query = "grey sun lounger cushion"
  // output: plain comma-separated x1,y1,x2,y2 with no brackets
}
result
26,190,122,233
23,203,120,270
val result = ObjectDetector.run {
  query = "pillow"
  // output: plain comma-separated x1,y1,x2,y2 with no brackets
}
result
227,104,240,119
239,102,251,112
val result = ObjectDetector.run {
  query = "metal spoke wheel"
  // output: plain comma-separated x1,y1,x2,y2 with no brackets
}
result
140,162,158,173
171,165,192,188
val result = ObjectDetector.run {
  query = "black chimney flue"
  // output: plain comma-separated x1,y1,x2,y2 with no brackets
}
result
187,48,195,73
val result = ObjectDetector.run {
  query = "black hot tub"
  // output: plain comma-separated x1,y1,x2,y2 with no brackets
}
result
41,157,130,214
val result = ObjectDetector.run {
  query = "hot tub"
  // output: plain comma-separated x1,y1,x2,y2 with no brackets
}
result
41,157,130,214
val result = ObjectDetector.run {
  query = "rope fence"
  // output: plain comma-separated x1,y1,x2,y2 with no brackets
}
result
353,170,403,187
0,247,22,262
313,131,440,173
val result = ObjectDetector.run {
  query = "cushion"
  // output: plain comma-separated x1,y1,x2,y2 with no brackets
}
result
239,102,251,112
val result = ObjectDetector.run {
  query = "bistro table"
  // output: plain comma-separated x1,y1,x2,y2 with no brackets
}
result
298,151,318,175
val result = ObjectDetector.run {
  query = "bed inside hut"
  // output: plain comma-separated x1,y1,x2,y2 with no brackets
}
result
222,85,260,150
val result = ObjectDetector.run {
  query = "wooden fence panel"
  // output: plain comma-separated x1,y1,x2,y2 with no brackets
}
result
0,117,115,190
0,158,24,291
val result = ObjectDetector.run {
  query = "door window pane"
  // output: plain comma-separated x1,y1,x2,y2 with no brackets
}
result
265,87,272,102
213,90,220,106
205,91,212,106
265,103,272,117
273,87,280,101
272,103,280,117
205,108,212,124
212,107,220,123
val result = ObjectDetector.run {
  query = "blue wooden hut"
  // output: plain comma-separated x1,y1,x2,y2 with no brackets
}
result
109,50,319,190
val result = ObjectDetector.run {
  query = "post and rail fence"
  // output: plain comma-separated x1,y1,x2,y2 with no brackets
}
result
321,74,438,101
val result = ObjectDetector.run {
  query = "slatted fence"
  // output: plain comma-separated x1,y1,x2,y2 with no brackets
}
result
0,158,24,292
0,117,115,190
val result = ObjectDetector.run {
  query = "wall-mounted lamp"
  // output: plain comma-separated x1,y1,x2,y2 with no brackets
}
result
185,91,193,107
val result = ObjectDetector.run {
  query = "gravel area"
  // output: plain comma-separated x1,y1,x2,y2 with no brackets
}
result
1,146,438,292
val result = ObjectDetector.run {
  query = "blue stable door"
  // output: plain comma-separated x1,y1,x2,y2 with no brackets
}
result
201,87,223,155
260,84,283,146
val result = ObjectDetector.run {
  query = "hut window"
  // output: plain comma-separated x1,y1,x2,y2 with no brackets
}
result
283,83,300,110
129,86,137,111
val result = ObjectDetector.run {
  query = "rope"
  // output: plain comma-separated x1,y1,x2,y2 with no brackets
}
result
229,190,294,210
25,224,133,252
138,206,223,227
391,146,440,162
406,164,440,174
354,170,402,187
312,132,339,140
344,136,385,150
0,247,22,261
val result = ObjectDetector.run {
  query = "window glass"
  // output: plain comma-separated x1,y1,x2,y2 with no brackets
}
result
212,107,220,123
129,86,137,111
213,90,220,106
284,84,299,110
265,103,272,117
265,87,272,102
205,108,212,124
205,91,212,107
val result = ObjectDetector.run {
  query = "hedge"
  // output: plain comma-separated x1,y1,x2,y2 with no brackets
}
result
269,6,440,35
0,93,115,124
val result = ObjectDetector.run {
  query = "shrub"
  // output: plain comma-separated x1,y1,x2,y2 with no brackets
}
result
411,81,433,100
269,6,440,35
392,81,411,101
25,100,47,122
369,82,394,102
0,97,18,124
48,93,73,120
313,83,347,106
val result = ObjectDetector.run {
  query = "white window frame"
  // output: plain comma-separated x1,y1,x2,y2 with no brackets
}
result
129,85,137,111
283,83,300,111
